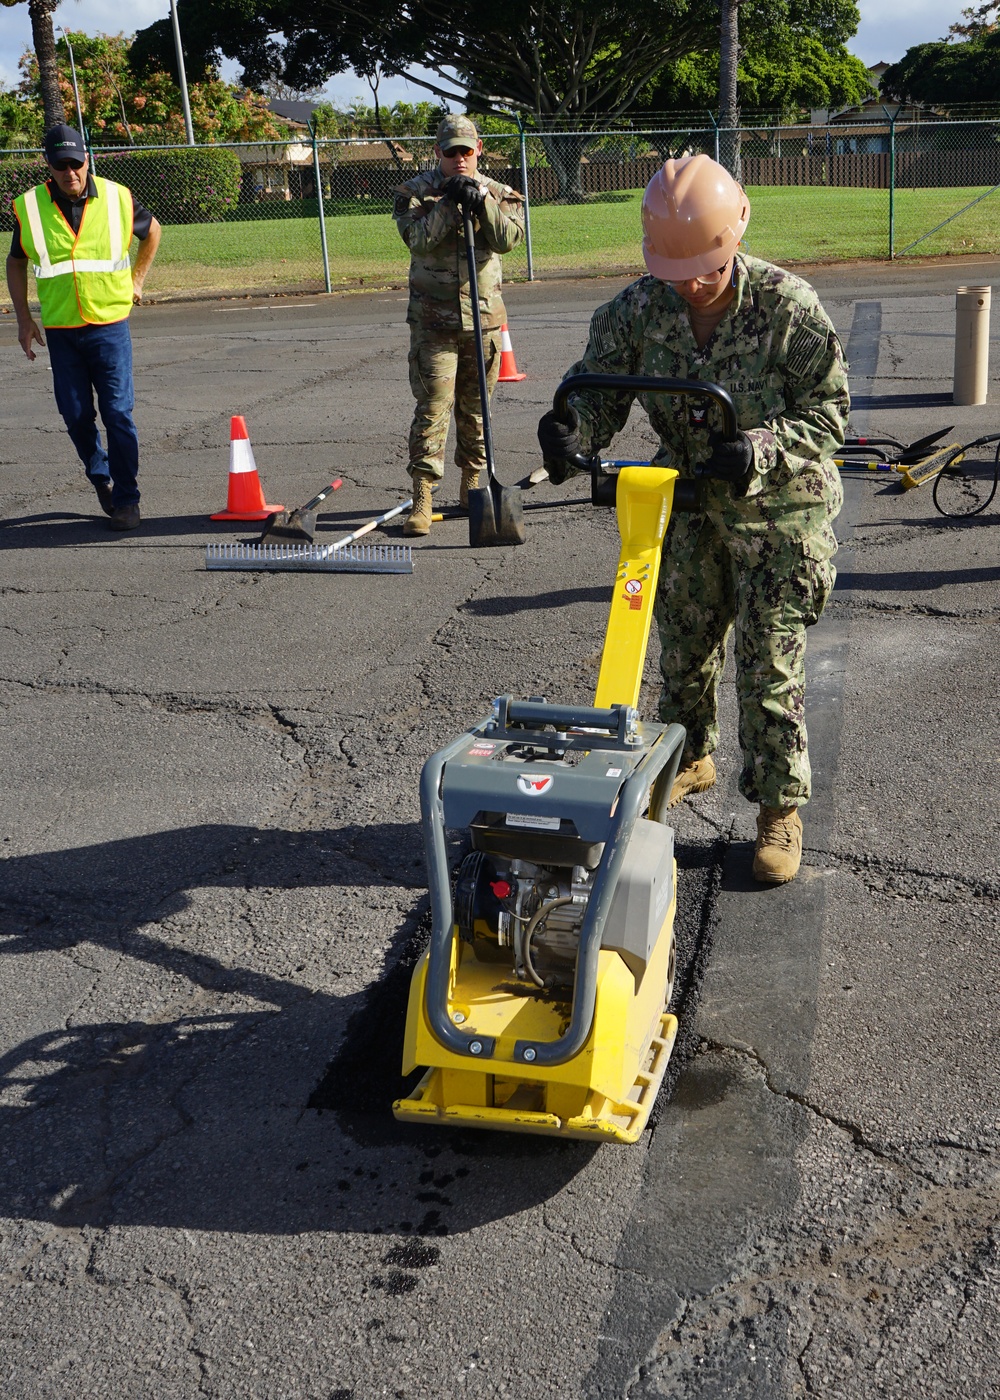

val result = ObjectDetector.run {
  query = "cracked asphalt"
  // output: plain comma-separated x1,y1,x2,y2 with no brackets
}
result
2,257,1000,1399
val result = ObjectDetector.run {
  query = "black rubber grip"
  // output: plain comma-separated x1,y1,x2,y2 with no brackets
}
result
554,373,738,442
505,700,623,733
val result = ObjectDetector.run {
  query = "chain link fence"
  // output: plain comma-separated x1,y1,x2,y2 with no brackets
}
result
2,117,999,305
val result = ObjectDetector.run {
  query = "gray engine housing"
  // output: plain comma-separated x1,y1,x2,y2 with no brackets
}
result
601,818,675,979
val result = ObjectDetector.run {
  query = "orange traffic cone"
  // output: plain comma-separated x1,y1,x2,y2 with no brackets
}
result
497,323,526,382
210,416,284,521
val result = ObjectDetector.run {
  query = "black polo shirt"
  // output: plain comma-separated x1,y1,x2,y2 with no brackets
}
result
9,173,155,259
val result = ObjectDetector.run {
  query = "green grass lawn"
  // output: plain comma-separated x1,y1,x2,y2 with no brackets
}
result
5,183,998,305
528,185,1000,268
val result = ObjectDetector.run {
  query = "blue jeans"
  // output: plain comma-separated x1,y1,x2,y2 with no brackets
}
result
47,319,140,508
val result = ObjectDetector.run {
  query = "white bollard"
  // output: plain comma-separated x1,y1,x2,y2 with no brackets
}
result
953,285,991,405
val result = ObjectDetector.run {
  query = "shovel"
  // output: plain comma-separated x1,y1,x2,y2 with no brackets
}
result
461,205,525,547
258,478,343,544
841,426,952,465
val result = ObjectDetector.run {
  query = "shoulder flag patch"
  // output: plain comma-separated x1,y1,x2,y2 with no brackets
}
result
786,322,826,379
591,306,617,359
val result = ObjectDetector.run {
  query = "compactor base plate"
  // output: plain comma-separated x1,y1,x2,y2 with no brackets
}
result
394,1010,677,1143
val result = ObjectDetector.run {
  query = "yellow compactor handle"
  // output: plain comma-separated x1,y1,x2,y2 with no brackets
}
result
551,373,735,712
593,466,678,710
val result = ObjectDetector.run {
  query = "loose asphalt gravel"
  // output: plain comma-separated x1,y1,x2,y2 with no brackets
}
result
1,256,999,1399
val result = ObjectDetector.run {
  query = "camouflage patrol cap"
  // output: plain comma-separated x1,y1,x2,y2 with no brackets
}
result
436,114,479,150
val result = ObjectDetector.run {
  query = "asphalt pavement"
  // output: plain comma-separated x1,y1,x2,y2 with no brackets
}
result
1,256,999,1399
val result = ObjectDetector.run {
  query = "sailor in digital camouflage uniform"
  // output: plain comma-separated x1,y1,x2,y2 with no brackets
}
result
537,154,849,884
393,114,525,535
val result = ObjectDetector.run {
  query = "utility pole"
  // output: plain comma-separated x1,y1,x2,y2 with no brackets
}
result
170,0,195,146
60,28,85,137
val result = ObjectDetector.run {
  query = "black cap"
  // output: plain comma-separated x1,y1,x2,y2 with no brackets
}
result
44,124,87,164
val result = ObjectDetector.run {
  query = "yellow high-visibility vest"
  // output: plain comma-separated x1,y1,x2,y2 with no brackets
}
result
13,176,134,328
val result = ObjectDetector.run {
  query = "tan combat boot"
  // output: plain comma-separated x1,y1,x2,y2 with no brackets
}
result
753,806,802,884
403,471,435,536
460,467,481,509
668,755,716,807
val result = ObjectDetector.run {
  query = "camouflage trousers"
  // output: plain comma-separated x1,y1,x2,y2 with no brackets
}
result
408,327,502,481
654,511,836,809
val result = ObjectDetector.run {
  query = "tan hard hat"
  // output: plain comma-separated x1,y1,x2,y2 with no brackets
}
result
641,154,750,281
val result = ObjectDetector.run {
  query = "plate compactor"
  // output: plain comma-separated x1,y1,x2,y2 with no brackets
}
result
394,375,738,1142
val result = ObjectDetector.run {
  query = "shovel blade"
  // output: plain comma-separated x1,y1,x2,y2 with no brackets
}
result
468,482,525,547
257,507,318,544
900,426,952,462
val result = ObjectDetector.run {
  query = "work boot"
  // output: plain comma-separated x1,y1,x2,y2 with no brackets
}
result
460,467,481,509
91,476,115,516
109,503,140,531
403,472,435,536
668,755,716,807
753,806,803,884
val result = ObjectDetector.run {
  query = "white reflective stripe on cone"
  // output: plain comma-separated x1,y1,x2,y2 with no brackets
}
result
229,439,257,474
501,325,514,351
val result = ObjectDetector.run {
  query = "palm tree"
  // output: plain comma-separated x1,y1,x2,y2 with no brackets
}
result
719,0,742,182
0,0,67,130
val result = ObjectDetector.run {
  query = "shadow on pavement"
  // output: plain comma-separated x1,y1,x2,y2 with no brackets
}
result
0,512,221,545
462,585,610,614
850,390,954,411
0,822,597,1236
900,511,1000,530
835,563,1000,590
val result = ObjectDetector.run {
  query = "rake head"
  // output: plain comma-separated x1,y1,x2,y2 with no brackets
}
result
205,541,413,573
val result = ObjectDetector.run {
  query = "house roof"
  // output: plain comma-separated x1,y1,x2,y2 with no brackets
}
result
830,98,943,123
266,99,320,128
334,140,414,164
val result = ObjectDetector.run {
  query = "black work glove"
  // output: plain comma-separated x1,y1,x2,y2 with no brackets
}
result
698,429,755,496
444,174,486,214
537,406,582,485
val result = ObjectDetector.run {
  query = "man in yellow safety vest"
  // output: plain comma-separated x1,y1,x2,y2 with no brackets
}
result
6,125,162,531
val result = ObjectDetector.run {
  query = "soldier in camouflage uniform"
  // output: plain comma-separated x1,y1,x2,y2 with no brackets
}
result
538,154,848,884
394,114,525,535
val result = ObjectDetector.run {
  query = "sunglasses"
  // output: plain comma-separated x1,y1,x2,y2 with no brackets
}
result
445,146,475,157
667,265,729,288
52,159,85,172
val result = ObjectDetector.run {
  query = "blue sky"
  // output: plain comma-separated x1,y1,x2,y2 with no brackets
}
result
0,0,962,101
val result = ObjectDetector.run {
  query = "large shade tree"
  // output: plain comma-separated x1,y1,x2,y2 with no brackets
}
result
132,0,864,194
131,0,711,197
881,1,1000,106
646,33,873,116
650,0,867,176
132,0,710,114
880,36,1000,105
